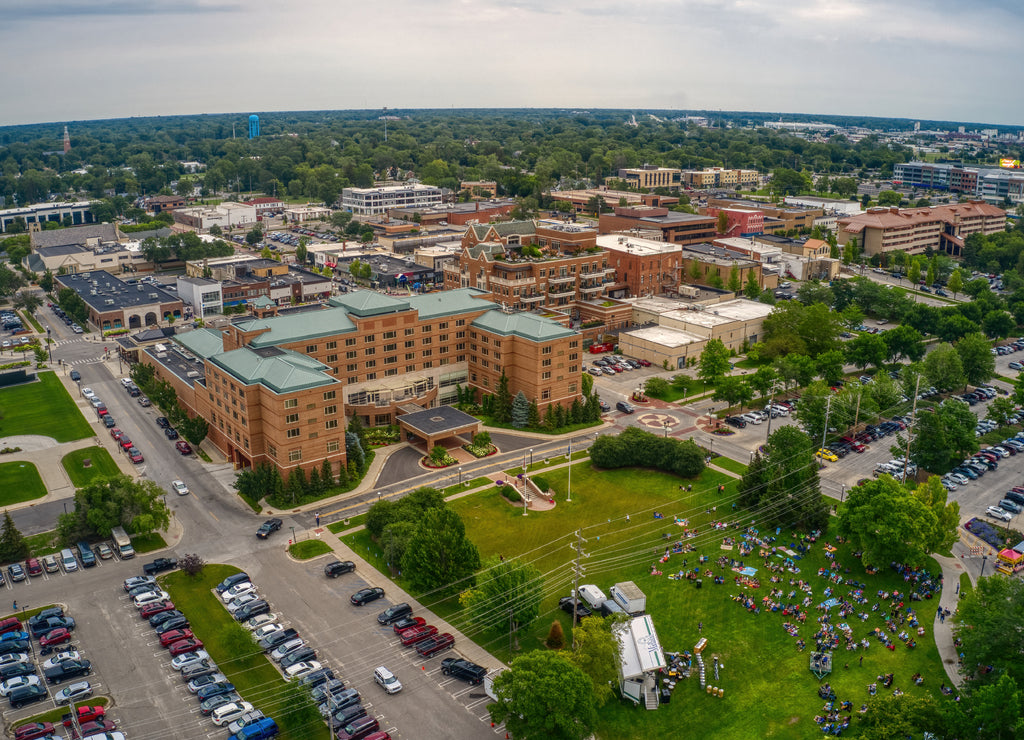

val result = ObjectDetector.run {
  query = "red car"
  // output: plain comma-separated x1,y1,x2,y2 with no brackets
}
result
159,628,194,647
638,359,652,367
140,601,175,619
175,440,193,455
128,448,144,464
96,407,109,417
416,632,454,658
399,625,438,647
168,637,204,655
62,706,105,727
119,437,134,451
14,722,55,740
40,627,73,648
25,558,42,577
110,428,123,440
70,719,117,739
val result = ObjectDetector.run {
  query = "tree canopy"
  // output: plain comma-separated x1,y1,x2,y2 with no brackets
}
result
738,425,828,529
488,651,596,740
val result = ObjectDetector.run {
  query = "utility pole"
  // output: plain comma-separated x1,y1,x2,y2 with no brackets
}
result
566,438,573,503
570,529,588,647
819,396,832,465
852,390,862,436
901,375,922,485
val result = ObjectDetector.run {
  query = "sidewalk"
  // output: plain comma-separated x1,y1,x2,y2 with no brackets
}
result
931,551,969,687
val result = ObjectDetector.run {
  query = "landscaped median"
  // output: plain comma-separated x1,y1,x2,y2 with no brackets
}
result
160,565,328,740
0,460,47,506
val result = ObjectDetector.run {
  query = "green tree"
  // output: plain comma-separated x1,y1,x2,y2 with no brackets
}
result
460,556,543,640
644,377,670,399
791,381,831,443
845,332,888,370
493,373,513,424
743,271,761,299
988,397,1016,426
737,425,827,529
775,353,818,389
716,210,729,234
922,342,965,391
983,309,1016,339
177,411,208,447
380,520,417,576
907,259,921,285
857,694,945,740
688,259,702,282
295,237,309,264
402,508,481,595
245,226,264,246
727,264,741,293
697,338,731,386
956,332,996,387
954,576,1024,686
946,268,963,299
488,651,596,740
713,375,752,410
964,673,1024,740
56,474,171,542
882,324,925,363
909,399,978,473
13,290,42,316
208,224,223,237
567,615,622,707
511,391,530,428
39,270,55,294
837,475,940,568
814,350,846,386
771,168,810,196
0,511,29,561
748,366,778,400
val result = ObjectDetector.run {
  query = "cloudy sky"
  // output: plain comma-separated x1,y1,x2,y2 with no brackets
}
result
3,0,1022,127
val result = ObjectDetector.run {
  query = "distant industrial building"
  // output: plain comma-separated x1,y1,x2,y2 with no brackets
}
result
894,161,1024,205
0,201,97,233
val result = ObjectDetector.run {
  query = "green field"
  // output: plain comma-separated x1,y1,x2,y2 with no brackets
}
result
61,446,120,487
0,371,93,441
0,461,47,505
161,566,329,740
348,459,950,740
130,532,168,554
289,539,331,559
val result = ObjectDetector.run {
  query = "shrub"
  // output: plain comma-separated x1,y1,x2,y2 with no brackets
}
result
546,620,565,650
590,427,706,478
499,484,521,502
531,475,551,493
178,552,206,576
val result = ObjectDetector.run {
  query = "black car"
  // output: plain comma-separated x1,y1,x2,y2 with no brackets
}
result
724,416,746,429
349,587,385,606
280,647,316,669
154,616,190,635
440,658,487,685
30,617,75,638
196,682,236,701
150,610,186,628
102,416,116,428
28,608,63,628
8,683,47,709
164,427,179,440
143,557,178,576
256,518,283,539
0,662,36,680
155,417,170,428
329,703,368,728
233,600,270,622
299,667,336,690
69,370,81,382
324,561,355,578
615,401,635,414
216,573,250,594
558,596,592,619
44,659,92,684
258,628,298,652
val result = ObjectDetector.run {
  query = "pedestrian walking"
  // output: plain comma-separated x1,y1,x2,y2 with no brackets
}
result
11,601,15,610
698,621,703,634
859,655,863,667
315,511,321,527
625,514,630,524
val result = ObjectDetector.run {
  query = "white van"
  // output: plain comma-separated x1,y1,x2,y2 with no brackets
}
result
572,585,606,611
60,548,78,572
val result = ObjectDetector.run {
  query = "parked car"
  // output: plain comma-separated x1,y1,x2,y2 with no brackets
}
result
216,573,251,594
175,440,193,455
373,666,402,694
615,401,635,414
416,633,454,658
440,658,487,684
559,597,592,619
987,506,1013,522
256,518,283,539
168,637,205,656
724,415,746,429
350,588,385,606
54,681,93,705
234,600,271,622
43,659,92,684
325,560,356,578
143,557,178,576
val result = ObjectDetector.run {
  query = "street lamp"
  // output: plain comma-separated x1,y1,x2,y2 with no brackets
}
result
979,554,988,578
290,526,296,544
46,328,51,363
566,438,572,503
529,448,533,466
457,466,462,486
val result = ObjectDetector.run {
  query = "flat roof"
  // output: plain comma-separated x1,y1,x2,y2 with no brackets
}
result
398,405,479,436
597,234,681,256
624,325,705,348
58,270,180,312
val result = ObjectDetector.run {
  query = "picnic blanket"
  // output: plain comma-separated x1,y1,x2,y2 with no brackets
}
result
820,598,839,609
734,566,758,577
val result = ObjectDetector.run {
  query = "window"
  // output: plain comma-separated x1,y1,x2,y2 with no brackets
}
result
324,405,337,416
384,356,397,364
542,371,551,379
267,444,277,458
385,368,398,376
288,449,302,462
542,346,552,355
346,351,358,359
326,440,340,453
541,389,551,400
569,352,578,361
347,363,358,372
438,322,448,329
405,352,416,360
405,328,415,336
284,399,298,409
456,319,465,326
326,354,338,363
422,349,432,357
364,347,376,356
306,345,317,354
367,372,377,380
366,359,376,368
422,325,432,333
325,419,339,430
285,413,299,424
569,383,577,393
421,337,431,345
384,343,397,352
287,428,300,438
384,330,397,339
345,338,356,346
364,334,376,343
542,358,551,367
439,334,448,342
456,331,466,339
325,341,337,350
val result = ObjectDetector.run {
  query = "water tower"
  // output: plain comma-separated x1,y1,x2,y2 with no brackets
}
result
248,114,260,139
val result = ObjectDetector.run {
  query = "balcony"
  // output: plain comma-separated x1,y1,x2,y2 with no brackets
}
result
547,274,575,285
548,284,576,296
579,283,605,294
520,293,545,303
490,275,537,288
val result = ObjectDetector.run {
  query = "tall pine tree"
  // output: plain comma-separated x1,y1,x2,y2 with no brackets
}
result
494,373,513,424
511,391,530,428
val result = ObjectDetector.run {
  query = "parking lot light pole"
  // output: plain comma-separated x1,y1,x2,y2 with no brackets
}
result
566,438,572,503
290,526,296,544
979,554,988,578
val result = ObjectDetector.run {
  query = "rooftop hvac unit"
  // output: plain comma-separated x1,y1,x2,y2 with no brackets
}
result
105,299,114,305
186,371,200,378
149,293,158,299
89,289,97,295
156,353,167,359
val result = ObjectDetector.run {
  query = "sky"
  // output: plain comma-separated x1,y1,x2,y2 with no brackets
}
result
3,0,1023,127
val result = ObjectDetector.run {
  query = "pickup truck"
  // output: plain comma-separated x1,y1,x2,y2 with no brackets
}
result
143,557,178,576
62,705,105,727
415,633,454,658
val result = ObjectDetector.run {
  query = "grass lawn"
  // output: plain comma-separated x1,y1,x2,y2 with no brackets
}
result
161,566,329,740
0,461,47,505
0,371,93,442
130,532,167,554
435,461,947,740
20,310,44,334
289,539,331,559
712,456,749,476
25,530,62,557
61,446,119,487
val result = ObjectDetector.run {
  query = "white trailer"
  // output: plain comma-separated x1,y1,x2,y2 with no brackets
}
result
610,581,646,615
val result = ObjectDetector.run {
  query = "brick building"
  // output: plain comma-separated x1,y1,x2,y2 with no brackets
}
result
616,166,681,190
144,288,582,477
55,271,184,331
704,207,765,237
682,167,760,189
597,235,683,297
599,206,717,245
837,202,1006,257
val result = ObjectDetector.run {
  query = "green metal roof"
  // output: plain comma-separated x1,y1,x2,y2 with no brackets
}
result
466,242,504,260
175,328,225,359
406,288,492,319
238,307,356,348
470,310,577,342
251,296,275,308
209,346,339,394
328,291,410,317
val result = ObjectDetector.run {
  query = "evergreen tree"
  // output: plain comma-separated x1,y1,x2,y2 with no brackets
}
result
494,373,513,423
347,413,367,449
527,399,541,428
320,459,334,489
286,468,307,504
570,397,584,424
0,511,29,562
554,403,567,429
307,466,322,496
585,393,601,421
345,431,366,473
511,391,530,428
543,404,557,431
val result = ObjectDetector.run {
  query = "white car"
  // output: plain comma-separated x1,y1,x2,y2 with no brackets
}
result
134,590,170,608
270,638,305,662
740,413,762,425
226,593,260,613
81,387,95,399
284,661,322,682
987,506,1013,522
244,614,278,632
120,377,133,387
171,650,210,671
0,674,40,697
374,665,402,694
0,653,29,667
43,651,81,669
211,701,255,727
221,582,256,603
171,480,190,496
253,623,284,641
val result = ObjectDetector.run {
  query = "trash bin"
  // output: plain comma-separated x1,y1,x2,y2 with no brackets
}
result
696,579,703,589
660,689,671,704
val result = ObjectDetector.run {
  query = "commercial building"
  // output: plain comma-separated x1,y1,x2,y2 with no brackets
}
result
176,277,224,319
783,196,864,217
836,202,1006,257
283,205,332,223
704,207,765,237
0,201,97,233
599,206,717,245
144,195,186,214
340,184,443,216
184,256,331,308
705,198,823,234
144,288,582,476
173,202,258,230
22,224,173,275
616,166,681,190
893,161,1024,205
682,167,760,189
389,199,517,227
547,188,678,213
597,235,682,298
459,181,498,198
55,270,183,331
245,197,286,217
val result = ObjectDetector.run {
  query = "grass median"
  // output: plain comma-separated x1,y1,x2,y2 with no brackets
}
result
61,446,120,487
0,371,93,442
288,540,331,560
0,461,47,506
161,566,327,740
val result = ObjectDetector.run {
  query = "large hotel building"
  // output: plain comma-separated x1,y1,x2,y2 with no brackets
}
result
144,289,581,477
